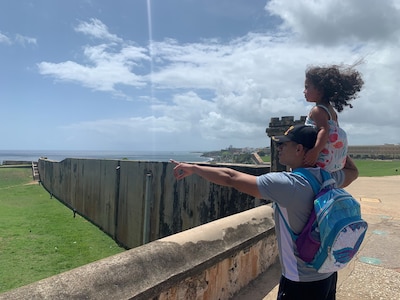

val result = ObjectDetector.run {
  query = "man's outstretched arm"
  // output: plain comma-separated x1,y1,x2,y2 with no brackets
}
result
171,160,261,199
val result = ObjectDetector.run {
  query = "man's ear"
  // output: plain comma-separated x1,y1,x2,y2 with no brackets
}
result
296,144,305,154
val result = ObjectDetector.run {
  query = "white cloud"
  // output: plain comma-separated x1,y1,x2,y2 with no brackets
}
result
0,32,11,45
265,0,400,45
37,19,151,97
0,32,37,47
74,18,122,43
39,1,400,149
15,34,37,46
38,44,148,96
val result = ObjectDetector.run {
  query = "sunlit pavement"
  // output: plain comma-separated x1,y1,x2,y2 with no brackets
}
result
233,176,400,300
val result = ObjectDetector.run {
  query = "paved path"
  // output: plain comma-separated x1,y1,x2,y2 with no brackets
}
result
233,176,400,300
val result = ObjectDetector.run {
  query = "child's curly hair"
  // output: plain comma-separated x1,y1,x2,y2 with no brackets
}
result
305,64,364,112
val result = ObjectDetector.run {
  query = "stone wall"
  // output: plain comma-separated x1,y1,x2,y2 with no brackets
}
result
38,158,270,249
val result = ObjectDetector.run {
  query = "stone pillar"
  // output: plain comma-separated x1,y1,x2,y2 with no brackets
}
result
266,116,306,172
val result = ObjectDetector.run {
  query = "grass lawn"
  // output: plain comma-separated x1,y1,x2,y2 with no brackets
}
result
0,167,124,293
353,159,400,177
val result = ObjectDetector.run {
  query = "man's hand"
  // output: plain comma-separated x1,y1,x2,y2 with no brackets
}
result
170,159,194,180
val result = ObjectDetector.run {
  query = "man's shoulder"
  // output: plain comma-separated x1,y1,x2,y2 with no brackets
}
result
259,170,310,185
293,167,345,187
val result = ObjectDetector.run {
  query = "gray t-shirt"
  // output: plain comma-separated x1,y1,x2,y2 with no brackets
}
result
256,167,345,282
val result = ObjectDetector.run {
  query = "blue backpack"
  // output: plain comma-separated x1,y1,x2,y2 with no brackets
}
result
277,168,368,273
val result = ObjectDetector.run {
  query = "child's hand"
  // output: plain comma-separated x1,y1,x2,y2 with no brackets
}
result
304,148,319,167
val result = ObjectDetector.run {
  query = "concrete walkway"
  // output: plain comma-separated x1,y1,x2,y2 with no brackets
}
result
233,176,400,300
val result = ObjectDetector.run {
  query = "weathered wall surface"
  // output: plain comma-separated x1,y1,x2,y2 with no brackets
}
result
38,159,119,237
38,159,270,249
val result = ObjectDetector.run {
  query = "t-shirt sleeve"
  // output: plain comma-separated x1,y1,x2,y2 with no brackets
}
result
256,172,309,207
331,169,345,187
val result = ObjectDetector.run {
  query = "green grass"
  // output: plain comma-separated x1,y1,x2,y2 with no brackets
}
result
353,159,400,177
259,155,271,162
0,167,124,293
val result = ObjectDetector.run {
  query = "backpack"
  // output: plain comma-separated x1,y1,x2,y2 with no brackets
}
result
276,168,368,273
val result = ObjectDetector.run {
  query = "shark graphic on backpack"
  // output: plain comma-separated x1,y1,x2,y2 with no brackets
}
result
277,168,368,273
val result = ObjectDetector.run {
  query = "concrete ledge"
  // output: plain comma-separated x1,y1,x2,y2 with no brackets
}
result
0,206,277,300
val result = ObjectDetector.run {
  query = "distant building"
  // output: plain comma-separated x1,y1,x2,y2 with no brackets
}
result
348,144,400,159
265,115,400,161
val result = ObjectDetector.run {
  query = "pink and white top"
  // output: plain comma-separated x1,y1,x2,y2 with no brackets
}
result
305,105,348,172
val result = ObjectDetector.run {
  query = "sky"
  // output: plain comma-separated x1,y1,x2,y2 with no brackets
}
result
1,0,399,152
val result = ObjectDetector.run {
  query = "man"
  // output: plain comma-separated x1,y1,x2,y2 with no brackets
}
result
171,124,358,300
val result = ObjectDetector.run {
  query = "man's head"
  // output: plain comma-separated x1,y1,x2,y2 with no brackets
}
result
272,125,318,168
272,124,318,150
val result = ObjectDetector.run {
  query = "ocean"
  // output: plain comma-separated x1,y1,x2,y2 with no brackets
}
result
0,150,211,164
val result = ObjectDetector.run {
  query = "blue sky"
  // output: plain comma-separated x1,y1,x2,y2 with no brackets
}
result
1,0,399,151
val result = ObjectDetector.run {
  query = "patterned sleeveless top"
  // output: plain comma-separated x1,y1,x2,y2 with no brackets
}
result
305,105,348,172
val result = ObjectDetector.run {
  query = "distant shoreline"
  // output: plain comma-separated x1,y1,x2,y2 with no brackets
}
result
0,150,211,164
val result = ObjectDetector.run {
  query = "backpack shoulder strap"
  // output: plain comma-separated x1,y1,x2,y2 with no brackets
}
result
320,169,336,188
275,169,321,241
275,203,298,241
294,168,336,192
292,168,321,194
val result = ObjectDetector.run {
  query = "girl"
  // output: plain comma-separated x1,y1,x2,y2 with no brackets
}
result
303,65,364,171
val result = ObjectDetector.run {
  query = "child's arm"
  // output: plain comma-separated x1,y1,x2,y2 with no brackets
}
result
304,106,330,166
